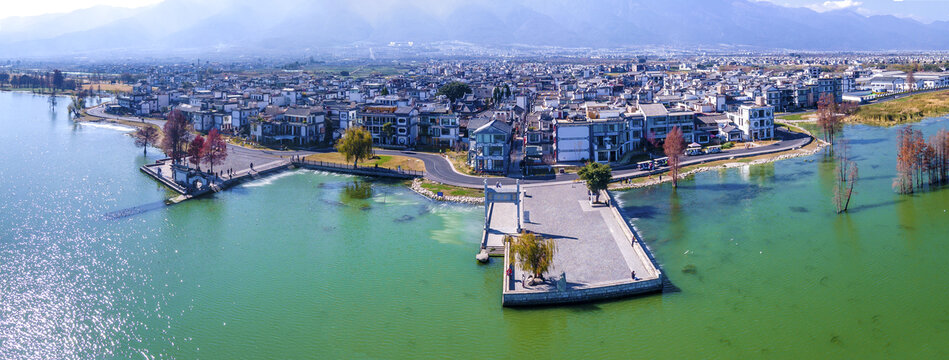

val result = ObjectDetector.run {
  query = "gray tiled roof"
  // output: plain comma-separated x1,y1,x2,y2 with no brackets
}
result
639,103,668,117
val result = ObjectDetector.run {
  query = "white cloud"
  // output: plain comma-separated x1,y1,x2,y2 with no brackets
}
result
808,0,863,12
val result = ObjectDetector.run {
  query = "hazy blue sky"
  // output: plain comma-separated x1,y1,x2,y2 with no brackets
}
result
758,0,949,22
5,0,949,23
1,0,162,19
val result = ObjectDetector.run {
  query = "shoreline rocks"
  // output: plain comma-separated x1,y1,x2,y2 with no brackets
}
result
408,178,484,205
612,141,826,190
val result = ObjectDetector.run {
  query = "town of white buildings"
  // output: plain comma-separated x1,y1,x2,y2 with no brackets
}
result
60,53,949,174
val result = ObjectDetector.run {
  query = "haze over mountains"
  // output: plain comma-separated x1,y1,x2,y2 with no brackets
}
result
3,0,949,58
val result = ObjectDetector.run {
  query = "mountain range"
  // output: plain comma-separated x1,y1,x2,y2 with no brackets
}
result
2,0,949,58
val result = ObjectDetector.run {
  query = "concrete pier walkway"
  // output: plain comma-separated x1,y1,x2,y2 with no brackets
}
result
141,158,291,203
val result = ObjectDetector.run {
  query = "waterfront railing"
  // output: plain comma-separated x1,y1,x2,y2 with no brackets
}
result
293,158,424,178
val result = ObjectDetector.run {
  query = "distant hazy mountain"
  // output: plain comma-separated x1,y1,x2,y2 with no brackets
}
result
2,0,949,58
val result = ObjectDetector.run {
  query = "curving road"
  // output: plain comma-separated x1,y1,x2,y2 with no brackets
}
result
88,103,813,189
376,128,813,188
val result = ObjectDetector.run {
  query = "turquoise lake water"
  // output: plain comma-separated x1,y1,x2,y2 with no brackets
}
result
1,91,948,359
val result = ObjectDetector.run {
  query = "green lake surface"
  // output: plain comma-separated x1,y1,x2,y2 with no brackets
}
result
1,91,948,359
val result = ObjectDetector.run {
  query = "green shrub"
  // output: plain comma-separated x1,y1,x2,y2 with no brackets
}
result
722,141,735,149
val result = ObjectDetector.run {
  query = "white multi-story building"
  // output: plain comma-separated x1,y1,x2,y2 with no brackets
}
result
728,105,774,141
638,103,695,143
554,120,592,162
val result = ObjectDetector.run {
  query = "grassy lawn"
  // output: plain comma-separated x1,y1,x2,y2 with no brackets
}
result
775,122,806,134
1,87,80,95
848,89,949,126
307,64,412,78
777,112,814,121
796,122,822,137
304,152,425,172
446,150,486,176
81,82,133,93
419,180,483,198
554,165,582,174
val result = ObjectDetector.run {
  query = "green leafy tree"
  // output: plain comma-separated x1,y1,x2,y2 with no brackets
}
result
436,81,472,102
510,232,556,285
337,127,374,168
52,70,64,90
577,162,612,203
323,116,336,145
503,84,511,98
67,93,85,119
381,122,395,145
380,87,389,96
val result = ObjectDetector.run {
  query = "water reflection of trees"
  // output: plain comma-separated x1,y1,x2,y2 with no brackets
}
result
747,162,775,185
667,190,686,243
342,180,373,201
816,147,836,202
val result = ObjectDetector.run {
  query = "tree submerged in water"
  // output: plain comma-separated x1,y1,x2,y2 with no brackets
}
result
133,126,160,156
833,141,858,214
894,127,949,194
67,92,86,119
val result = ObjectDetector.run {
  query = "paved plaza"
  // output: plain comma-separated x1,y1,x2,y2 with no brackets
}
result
511,183,654,292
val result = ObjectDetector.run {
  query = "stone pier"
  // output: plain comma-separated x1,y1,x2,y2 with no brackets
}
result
494,182,663,306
